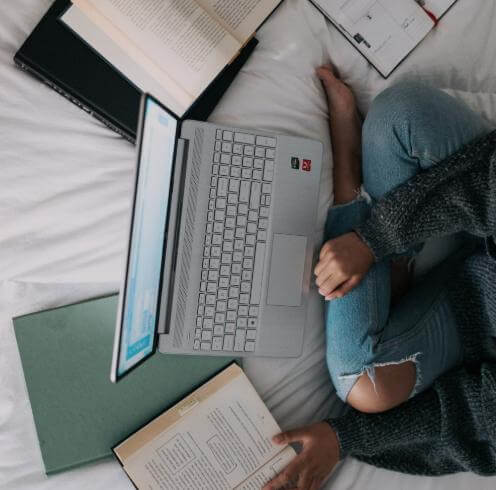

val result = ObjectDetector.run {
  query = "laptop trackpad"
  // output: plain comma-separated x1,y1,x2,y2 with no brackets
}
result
267,234,307,306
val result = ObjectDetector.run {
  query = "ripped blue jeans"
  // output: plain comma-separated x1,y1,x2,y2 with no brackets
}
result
325,82,491,402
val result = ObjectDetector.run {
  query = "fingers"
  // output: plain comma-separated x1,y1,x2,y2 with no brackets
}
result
308,478,322,490
325,276,361,300
319,241,332,260
318,273,345,297
273,428,309,445
263,458,304,490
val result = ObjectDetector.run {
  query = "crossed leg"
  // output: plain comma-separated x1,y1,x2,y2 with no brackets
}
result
318,68,490,413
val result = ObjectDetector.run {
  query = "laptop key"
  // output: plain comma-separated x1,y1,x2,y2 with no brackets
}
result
208,270,219,281
234,132,255,144
255,147,265,158
223,335,234,350
245,341,256,352
194,339,200,350
200,342,211,351
239,180,250,202
266,148,276,159
217,177,228,196
251,242,266,305
246,329,257,340
250,182,261,209
248,318,258,328
243,270,253,281
212,337,223,351
234,329,246,351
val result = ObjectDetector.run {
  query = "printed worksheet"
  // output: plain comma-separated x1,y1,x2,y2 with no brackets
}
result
314,0,435,76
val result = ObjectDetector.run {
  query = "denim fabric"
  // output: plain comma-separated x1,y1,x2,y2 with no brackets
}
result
325,82,491,402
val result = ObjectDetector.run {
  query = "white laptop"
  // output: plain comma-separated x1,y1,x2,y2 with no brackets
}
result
111,94,322,382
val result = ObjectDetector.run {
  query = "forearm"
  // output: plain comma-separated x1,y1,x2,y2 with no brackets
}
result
355,131,496,261
327,363,496,476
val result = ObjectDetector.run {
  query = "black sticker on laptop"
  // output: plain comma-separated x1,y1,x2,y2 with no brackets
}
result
291,157,300,169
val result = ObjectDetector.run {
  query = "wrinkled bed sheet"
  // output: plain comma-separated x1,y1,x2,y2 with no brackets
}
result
1,0,496,488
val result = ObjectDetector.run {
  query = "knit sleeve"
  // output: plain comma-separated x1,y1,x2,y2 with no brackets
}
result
355,131,496,261
327,362,496,476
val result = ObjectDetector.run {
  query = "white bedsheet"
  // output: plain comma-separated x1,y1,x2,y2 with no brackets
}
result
1,1,496,489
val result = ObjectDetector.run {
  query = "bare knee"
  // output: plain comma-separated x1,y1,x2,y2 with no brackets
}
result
346,361,416,414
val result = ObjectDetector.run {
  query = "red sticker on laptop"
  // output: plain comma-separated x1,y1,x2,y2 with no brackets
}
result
302,159,312,172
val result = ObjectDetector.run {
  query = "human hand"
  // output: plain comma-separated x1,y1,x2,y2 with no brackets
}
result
262,422,340,490
314,232,374,300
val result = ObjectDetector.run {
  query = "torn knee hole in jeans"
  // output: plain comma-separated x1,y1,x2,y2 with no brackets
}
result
338,352,422,399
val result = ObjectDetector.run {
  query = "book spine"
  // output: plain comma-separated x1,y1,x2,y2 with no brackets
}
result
14,57,135,144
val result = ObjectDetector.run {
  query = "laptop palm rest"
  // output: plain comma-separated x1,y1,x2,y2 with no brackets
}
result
267,234,307,307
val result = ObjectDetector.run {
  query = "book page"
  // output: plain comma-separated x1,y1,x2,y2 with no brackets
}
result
73,0,241,100
117,366,296,489
415,0,457,18
197,0,281,43
235,446,296,489
315,0,434,76
62,6,187,116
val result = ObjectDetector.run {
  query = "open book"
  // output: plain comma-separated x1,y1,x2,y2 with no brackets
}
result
113,364,296,489
67,0,281,116
311,0,458,77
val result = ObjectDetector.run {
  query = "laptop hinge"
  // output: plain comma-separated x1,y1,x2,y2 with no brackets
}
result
156,137,189,335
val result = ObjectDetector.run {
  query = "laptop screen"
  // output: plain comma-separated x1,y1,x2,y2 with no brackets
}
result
116,96,178,379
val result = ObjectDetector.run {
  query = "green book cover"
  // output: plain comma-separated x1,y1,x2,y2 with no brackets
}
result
13,294,235,475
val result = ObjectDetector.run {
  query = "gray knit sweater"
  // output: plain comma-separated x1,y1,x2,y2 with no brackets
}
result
328,129,496,476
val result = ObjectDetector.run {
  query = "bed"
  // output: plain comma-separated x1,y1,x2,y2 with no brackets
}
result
1,0,496,488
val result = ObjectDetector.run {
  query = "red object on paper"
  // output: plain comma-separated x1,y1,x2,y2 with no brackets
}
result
302,159,312,171
422,7,439,26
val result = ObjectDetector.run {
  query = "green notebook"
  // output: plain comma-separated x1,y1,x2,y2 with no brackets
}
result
13,294,235,475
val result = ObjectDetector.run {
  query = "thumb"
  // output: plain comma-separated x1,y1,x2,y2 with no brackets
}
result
326,276,361,300
273,428,309,445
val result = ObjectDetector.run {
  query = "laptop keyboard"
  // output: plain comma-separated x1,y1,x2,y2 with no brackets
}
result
194,129,277,353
